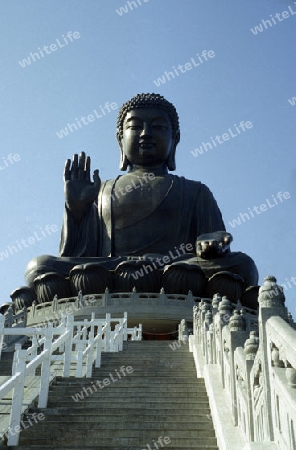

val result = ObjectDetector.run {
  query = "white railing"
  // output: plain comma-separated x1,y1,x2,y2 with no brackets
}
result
0,307,28,351
188,276,296,450
0,312,141,446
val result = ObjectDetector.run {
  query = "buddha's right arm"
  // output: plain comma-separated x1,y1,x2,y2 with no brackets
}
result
59,203,99,257
65,201,94,224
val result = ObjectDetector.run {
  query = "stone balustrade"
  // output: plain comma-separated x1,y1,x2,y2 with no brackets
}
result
189,276,296,450
0,307,28,351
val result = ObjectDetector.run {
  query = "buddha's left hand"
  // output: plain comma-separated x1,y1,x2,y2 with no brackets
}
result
195,231,233,259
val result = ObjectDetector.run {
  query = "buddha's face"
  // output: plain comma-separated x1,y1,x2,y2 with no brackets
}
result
120,108,177,169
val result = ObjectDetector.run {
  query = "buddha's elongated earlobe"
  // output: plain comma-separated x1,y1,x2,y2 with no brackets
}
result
167,149,176,171
117,131,129,171
120,149,129,171
167,130,180,171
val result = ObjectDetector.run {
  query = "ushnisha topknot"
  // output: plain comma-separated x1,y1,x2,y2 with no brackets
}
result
116,93,180,140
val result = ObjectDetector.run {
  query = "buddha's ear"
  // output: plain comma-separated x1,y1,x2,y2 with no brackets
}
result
167,130,180,171
117,131,129,171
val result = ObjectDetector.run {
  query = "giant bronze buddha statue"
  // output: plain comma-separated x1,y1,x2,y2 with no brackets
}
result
24,93,258,309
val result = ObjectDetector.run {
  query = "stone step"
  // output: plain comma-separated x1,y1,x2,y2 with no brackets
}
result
23,412,212,431
102,347,190,354
49,383,207,392
18,436,218,447
30,406,212,417
97,360,196,367
55,377,201,384
20,426,215,437
4,447,219,450
96,367,196,372
1,341,218,449
6,446,218,450
49,386,208,400
12,444,218,450
47,399,211,408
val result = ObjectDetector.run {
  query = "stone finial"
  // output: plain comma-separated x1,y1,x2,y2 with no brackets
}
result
286,367,296,388
258,276,285,308
244,331,259,360
179,318,189,341
212,293,222,311
230,309,246,331
201,301,211,314
218,296,233,326
271,346,285,368
205,310,213,325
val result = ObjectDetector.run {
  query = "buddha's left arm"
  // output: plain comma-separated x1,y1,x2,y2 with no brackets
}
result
195,184,232,259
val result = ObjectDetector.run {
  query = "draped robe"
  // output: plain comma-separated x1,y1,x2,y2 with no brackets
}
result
25,174,258,287
59,174,226,258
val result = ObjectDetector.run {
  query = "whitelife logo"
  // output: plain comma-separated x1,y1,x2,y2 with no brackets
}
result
153,50,215,87
18,31,81,68
55,102,118,139
250,3,296,35
191,120,253,157
71,366,134,402
116,0,149,16
0,154,21,171
0,224,58,262
228,191,291,228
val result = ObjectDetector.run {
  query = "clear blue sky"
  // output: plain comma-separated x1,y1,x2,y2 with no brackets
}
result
0,0,295,316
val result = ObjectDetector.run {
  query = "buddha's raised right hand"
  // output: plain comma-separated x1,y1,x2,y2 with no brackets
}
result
64,151,101,222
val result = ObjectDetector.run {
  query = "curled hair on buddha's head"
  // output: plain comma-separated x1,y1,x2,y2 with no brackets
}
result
116,93,180,171
116,93,180,140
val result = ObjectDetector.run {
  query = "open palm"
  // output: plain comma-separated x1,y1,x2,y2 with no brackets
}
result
64,152,101,222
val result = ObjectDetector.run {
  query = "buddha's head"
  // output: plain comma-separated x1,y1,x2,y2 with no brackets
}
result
116,93,180,171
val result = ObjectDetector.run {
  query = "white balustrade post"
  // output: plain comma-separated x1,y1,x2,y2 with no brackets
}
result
11,343,21,376
118,319,124,351
123,312,128,341
58,315,67,353
76,340,85,378
27,334,38,376
82,319,88,341
132,326,137,341
95,323,102,368
8,347,27,446
138,324,142,341
38,323,54,408
31,335,38,359
0,315,5,360
86,324,94,378
257,276,288,442
114,324,119,352
104,314,111,352
63,315,74,377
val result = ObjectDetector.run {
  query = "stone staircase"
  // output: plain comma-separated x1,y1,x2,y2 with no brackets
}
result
0,351,15,377
3,341,218,449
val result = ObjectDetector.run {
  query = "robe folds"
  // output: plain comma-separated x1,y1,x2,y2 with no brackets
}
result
25,175,258,288
59,175,226,258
